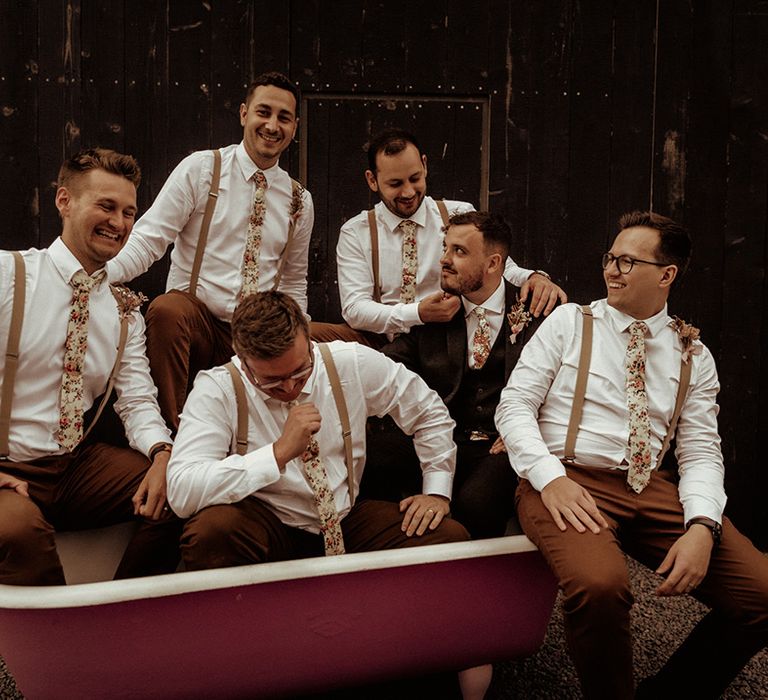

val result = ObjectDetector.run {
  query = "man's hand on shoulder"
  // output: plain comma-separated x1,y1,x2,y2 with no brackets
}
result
0,471,29,497
519,273,568,317
273,403,322,469
655,525,714,597
417,292,461,323
399,493,450,536
540,475,607,533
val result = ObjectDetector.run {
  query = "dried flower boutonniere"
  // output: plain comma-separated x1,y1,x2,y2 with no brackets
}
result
507,297,533,345
110,285,148,318
671,316,702,364
289,181,305,223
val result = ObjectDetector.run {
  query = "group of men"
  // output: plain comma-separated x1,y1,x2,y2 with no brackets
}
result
2,70,767,699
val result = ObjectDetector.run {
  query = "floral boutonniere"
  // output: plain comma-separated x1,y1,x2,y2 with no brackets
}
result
671,316,702,364
289,181,305,222
110,285,148,318
507,297,533,345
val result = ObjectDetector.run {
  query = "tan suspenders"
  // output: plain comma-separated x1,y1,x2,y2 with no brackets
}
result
225,342,357,504
188,149,305,298
0,253,130,458
0,252,26,458
368,199,450,303
563,305,693,467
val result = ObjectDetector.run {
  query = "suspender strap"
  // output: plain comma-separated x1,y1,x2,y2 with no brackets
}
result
189,148,222,298
80,313,129,445
271,178,302,292
224,348,355,500
657,358,692,466
0,252,26,458
317,343,356,505
436,199,450,226
368,199,449,305
563,305,593,462
564,305,693,467
368,209,382,303
225,362,249,456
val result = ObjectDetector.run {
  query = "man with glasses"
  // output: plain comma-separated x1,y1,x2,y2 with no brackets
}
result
496,211,768,699
166,291,468,570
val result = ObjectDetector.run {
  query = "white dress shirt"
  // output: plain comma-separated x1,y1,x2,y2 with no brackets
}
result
495,299,726,524
167,341,457,526
462,279,506,368
0,241,172,462
106,142,314,321
336,196,533,337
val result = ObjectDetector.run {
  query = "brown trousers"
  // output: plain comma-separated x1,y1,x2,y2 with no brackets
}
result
181,497,469,571
145,290,234,433
0,443,181,585
308,321,387,349
517,464,768,700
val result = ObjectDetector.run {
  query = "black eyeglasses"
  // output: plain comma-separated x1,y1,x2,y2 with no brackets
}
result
601,253,669,275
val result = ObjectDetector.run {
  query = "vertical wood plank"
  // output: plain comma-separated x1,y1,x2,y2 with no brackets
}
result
80,0,125,152
37,0,82,246
720,0,768,541
167,1,212,166
0,0,40,249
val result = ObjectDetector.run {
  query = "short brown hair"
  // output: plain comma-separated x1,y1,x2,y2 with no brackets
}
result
232,291,309,359
618,210,691,276
58,148,141,189
244,71,300,112
446,211,512,259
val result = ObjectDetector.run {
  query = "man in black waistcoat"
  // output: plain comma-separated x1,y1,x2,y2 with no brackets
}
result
361,211,546,538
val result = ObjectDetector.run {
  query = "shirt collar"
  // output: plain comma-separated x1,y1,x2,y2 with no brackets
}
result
462,278,506,318
236,142,282,187
604,300,670,337
49,237,107,287
378,195,430,233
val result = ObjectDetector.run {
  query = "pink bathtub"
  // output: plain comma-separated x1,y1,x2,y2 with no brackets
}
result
0,530,557,699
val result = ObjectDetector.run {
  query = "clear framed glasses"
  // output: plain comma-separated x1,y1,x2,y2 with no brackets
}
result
601,252,669,274
242,343,314,390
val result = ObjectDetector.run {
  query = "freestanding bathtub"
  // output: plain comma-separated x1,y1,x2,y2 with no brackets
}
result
0,528,557,699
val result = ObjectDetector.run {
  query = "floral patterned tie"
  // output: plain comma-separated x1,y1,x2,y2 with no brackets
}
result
471,307,492,369
398,219,418,303
290,401,345,556
626,321,652,493
55,269,103,451
239,170,268,301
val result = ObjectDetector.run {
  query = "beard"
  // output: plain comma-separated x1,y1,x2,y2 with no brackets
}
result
440,267,484,297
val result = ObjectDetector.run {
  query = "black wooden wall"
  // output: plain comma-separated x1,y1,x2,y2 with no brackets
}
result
2,1,767,543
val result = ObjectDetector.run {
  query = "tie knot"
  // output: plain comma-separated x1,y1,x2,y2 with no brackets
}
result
253,171,267,190
630,321,649,338
70,269,102,291
474,306,487,320
398,220,417,235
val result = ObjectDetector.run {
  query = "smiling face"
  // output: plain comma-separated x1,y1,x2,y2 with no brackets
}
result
56,169,137,274
365,143,428,219
604,225,677,319
240,84,298,170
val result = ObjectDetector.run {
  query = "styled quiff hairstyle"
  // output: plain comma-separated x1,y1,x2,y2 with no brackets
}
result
244,71,300,111
367,128,424,173
57,147,141,190
232,291,309,360
446,211,512,260
618,210,692,276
